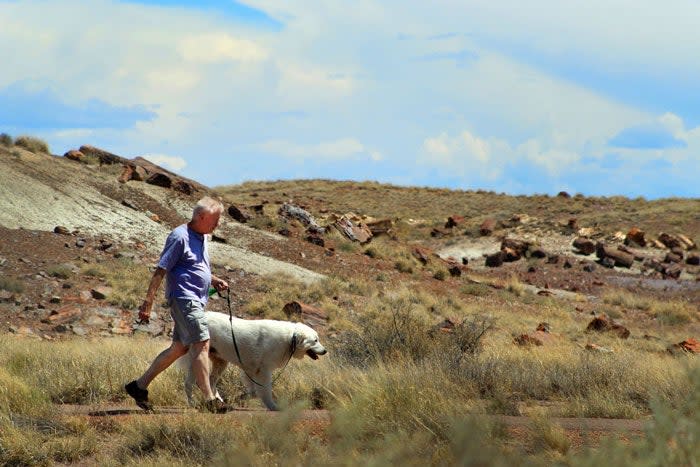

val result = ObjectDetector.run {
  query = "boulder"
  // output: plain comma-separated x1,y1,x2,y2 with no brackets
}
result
445,215,465,228
678,234,697,250
283,301,328,327
334,216,372,243
79,145,127,165
501,238,530,258
53,225,71,235
91,286,112,300
412,246,433,265
146,172,173,189
228,205,251,223
665,252,683,264
479,218,496,236
596,242,634,268
557,191,571,198
279,203,323,231
47,305,82,325
63,150,84,162
625,227,647,247
687,254,700,266
668,338,700,354
365,218,393,236
658,233,682,250
573,237,596,255
485,251,505,268
586,315,630,339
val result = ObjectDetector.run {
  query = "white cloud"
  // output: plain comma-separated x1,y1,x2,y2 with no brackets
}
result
258,138,369,160
142,154,187,172
179,33,268,63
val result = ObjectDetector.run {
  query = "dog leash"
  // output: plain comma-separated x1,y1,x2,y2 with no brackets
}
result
225,289,296,388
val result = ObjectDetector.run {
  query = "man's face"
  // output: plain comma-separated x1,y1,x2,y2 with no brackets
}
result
198,211,221,234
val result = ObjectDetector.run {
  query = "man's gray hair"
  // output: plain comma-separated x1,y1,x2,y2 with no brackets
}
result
192,196,224,219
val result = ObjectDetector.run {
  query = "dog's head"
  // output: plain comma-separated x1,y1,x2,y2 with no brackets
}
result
293,323,327,361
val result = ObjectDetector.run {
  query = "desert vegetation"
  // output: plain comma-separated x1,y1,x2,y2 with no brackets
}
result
2,272,698,465
1,142,699,464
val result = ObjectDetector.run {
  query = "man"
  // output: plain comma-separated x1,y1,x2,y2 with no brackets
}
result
125,196,229,413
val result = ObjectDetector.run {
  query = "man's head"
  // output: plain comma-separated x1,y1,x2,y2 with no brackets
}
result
189,197,224,234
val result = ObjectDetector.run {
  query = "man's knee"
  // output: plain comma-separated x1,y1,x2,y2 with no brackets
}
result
190,339,210,357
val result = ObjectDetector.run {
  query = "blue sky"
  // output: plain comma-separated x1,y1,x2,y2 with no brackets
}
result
1,0,699,199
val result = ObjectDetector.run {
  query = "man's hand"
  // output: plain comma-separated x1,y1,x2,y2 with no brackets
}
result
138,300,152,324
212,276,229,293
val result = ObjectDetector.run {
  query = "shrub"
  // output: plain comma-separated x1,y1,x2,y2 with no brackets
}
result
47,264,73,279
13,135,49,154
0,132,12,146
432,268,448,281
0,276,24,294
394,259,413,273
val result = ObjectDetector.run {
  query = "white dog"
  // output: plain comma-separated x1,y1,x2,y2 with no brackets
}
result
180,311,327,410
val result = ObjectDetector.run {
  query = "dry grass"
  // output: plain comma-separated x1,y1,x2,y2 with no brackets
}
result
81,259,151,309
13,135,50,154
217,179,700,240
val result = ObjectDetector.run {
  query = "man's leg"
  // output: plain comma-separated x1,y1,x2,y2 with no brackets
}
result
190,339,216,401
137,340,189,389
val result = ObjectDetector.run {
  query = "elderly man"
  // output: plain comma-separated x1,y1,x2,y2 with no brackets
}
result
125,196,229,413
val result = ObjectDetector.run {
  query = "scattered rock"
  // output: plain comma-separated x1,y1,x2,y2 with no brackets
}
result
53,225,71,235
445,215,465,228
334,216,373,243
536,322,550,333
687,253,700,266
279,203,323,231
485,251,505,268
668,338,700,354
283,301,328,327
596,242,634,268
585,343,613,353
63,149,84,162
48,305,82,324
227,204,251,223
665,252,682,264
658,233,682,250
586,315,630,339
678,234,697,250
573,237,596,255
306,233,325,247
480,218,496,236
0,290,15,302
582,263,596,272
91,286,112,300
625,227,646,247
412,246,433,265
430,228,449,238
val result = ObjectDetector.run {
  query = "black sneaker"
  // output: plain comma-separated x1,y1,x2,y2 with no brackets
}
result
202,398,231,414
125,380,153,411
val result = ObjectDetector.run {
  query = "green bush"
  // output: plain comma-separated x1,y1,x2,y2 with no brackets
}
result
14,135,50,154
0,276,24,294
0,133,12,146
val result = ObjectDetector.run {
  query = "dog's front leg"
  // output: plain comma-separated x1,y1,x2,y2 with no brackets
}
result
184,366,196,407
258,377,278,411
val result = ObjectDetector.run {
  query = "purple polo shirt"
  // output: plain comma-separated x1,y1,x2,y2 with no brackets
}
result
158,223,211,305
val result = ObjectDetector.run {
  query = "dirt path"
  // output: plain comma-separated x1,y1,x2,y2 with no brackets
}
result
58,403,647,444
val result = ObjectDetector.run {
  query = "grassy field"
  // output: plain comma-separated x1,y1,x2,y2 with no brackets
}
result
2,274,699,465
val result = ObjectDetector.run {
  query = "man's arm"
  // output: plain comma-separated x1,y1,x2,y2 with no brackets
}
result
211,274,229,293
138,267,166,323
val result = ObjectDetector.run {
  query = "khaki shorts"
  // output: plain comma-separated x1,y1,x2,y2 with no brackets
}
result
169,298,209,345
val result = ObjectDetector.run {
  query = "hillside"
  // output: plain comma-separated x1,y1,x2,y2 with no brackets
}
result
1,138,700,465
